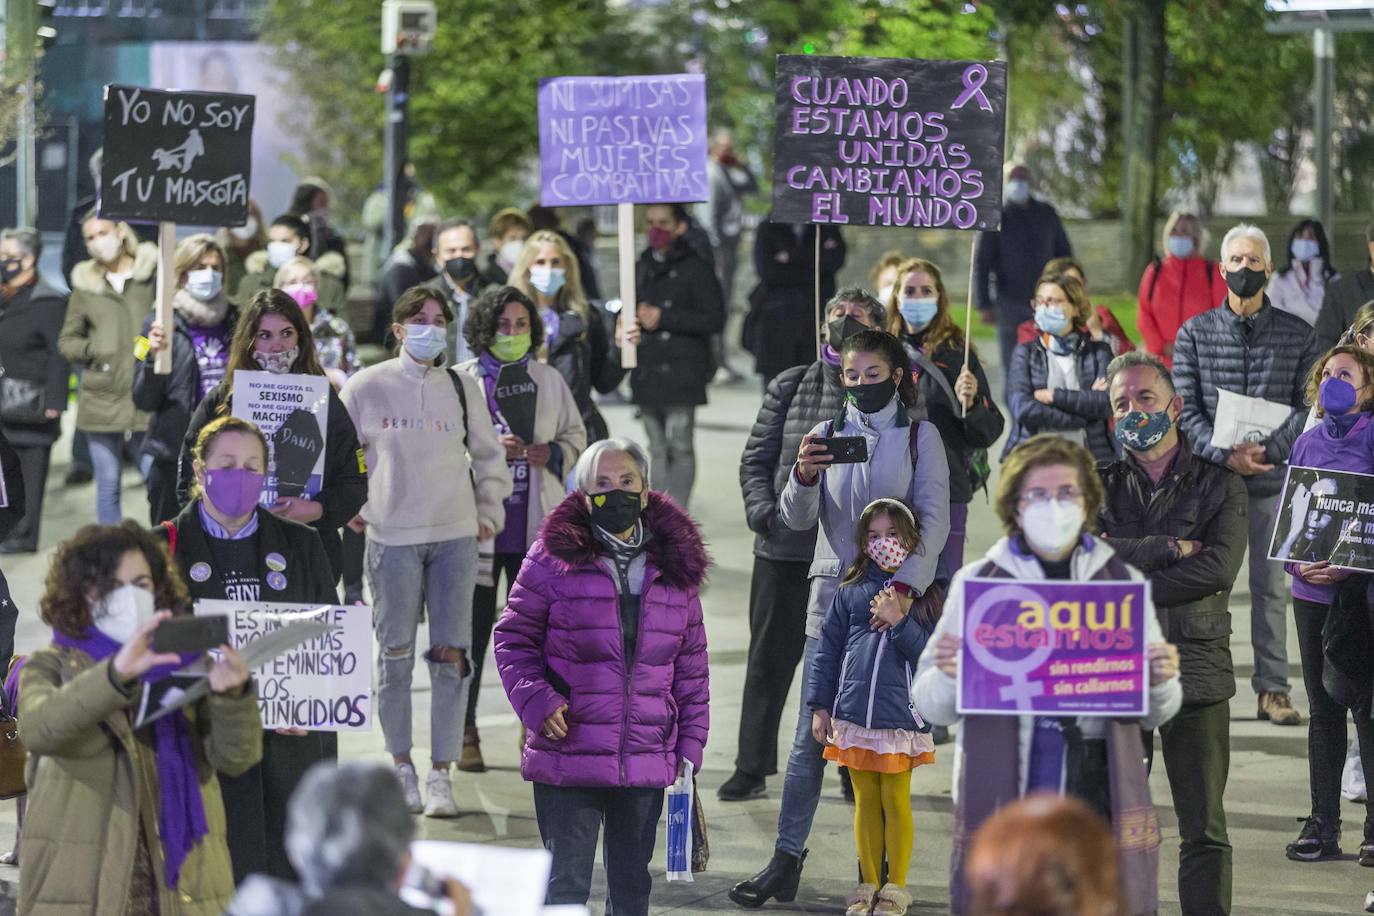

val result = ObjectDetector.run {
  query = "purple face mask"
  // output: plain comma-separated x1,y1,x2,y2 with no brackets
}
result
203,467,265,518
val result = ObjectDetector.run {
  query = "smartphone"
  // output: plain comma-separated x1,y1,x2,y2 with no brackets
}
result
815,436,869,464
152,615,230,655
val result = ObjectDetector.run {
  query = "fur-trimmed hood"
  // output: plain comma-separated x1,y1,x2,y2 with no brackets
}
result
70,241,159,294
537,490,710,590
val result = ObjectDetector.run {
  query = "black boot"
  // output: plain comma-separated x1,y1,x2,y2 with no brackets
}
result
729,848,807,908
1286,814,1342,861
1361,813,1374,867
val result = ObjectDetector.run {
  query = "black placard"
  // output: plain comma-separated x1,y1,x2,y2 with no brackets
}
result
99,84,255,226
772,55,1007,230
272,408,325,499
1269,465,1374,571
494,363,538,445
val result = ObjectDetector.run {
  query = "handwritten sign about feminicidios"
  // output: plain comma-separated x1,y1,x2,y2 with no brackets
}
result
957,578,1149,717
100,84,255,226
1269,465,1374,571
772,55,1007,230
195,599,372,731
537,74,708,207
232,370,329,505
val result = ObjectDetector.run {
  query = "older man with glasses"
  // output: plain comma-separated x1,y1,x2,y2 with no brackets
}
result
1171,223,1320,728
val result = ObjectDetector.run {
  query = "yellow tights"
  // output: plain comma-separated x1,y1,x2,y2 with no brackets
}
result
848,768,913,887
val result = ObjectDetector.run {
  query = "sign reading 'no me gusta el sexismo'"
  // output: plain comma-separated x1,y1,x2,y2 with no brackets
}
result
772,55,1007,230
537,73,708,207
100,84,255,226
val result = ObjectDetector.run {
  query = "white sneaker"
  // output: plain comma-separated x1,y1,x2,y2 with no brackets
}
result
396,763,422,814
424,767,459,818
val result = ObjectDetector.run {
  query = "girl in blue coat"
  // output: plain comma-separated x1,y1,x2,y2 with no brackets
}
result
807,497,944,916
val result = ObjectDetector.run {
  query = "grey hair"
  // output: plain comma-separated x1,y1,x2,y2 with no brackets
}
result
0,227,41,260
1106,350,1174,396
1220,222,1271,265
284,762,415,894
827,286,886,329
573,437,652,492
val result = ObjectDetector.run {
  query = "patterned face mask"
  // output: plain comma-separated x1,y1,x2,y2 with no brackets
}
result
865,535,910,571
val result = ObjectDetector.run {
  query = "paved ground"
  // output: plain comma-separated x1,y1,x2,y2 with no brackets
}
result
0,362,1372,914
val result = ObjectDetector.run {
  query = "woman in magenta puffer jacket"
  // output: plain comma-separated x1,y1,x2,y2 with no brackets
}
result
494,436,710,916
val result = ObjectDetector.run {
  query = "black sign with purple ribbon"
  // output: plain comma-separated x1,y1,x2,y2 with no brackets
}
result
772,55,1007,230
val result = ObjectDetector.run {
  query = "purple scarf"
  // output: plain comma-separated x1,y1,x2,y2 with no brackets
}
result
50,627,208,889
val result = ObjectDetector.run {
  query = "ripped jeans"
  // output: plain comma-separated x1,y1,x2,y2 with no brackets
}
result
366,536,477,762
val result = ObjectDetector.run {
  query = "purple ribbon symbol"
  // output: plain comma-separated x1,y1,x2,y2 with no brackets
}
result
962,582,1055,711
952,63,993,113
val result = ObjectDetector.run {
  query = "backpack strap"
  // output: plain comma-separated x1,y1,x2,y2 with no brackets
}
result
445,367,470,448
1145,256,1163,305
160,520,177,556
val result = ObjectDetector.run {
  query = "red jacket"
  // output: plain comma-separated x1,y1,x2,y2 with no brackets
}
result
1137,256,1228,366
1016,306,1135,357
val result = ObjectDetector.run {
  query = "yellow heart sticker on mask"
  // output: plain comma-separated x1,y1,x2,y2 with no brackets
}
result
594,495,606,506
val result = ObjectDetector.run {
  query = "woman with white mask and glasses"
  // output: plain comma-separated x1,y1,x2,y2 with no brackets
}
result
510,230,622,443
133,233,239,525
339,286,511,819
175,290,367,586
912,435,1181,916
18,521,260,914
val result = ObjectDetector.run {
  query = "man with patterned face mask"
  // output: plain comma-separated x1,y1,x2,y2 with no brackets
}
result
1097,351,1247,916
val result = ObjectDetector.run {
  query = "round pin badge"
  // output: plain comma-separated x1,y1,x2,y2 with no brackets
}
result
189,562,211,583
267,571,287,591
266,552,287,572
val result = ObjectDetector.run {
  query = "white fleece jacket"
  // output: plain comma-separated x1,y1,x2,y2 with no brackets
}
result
340,349,512,546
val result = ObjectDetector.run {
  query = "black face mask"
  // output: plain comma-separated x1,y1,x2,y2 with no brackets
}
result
0,258,22,283
1225,266,1267,300
846,377,897,414
826,316,866,348
444,257,477,283
589,488,643,533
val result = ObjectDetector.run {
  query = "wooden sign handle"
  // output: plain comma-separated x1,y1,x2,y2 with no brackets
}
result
618,202,638,370
961,234,976,418
814,229,822,361
154,221,176,375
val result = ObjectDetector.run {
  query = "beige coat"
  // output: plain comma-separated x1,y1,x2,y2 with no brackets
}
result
58,242,158,433
18,645,262,916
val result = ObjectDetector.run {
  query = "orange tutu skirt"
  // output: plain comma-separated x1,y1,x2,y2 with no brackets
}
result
822,719,936,774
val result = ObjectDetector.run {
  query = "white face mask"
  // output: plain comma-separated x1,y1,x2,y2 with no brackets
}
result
498,238,526,267
92,584,156,644
185,268,223,302
230,217,259,242
876,284,895,305
1006,179,1031,205
266,241,298,269
88,233,122,265
1019,499,1085,559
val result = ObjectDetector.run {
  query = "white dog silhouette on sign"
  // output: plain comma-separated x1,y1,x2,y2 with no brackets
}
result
151,128,205,174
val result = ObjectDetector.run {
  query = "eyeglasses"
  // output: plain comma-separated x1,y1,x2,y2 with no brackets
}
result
1032,298,1068,310
1018,486,1083,505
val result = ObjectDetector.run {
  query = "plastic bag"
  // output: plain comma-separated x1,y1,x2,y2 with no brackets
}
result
665,760,694,882
1344,735,1367,803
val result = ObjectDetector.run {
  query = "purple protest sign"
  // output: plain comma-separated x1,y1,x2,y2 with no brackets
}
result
957,578,1149,717
537,74,709,207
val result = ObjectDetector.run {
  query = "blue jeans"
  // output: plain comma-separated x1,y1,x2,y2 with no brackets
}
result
777,635,826,857
87,432,150,525
365,536,477,762
640,405,696,508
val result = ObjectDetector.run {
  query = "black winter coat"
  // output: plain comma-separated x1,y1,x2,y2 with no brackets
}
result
746,222,846,380
131,307,238,464
545,307,623,443
1172,299,1318,495
904,334,1004,503
629,238,724,408
1315,266,1374,350
0,277,69,446
0,428,21,663
973,199,1073,326
740,359,847,563
175,380,368,583
1004,335,1116,463
1097,441,1247,706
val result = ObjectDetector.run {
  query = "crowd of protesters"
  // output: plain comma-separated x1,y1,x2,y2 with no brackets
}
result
5,152,1374,916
